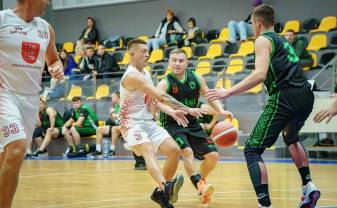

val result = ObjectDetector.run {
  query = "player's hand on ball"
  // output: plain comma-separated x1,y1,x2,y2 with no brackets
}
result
221,110,233,122
49,65,64,81
204,123,212,131
205,88,232,101
172,110,189,127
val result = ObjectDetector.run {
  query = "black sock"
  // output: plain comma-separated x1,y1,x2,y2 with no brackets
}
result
190,174,201,189
255,184,271,206
299,167,311,185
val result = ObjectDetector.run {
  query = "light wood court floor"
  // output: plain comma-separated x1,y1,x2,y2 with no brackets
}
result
13,158,337,208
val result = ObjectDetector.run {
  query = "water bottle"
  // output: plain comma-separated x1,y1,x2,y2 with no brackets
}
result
102,139,111,154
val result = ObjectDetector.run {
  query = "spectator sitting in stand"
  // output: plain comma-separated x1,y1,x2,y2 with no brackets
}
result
285,29,314,68
96,44,120,79
184,17,203,46
147,9,185,51
75,17,99,55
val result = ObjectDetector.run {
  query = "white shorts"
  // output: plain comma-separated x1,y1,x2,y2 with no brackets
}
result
122,120,171,153
0,87,39,151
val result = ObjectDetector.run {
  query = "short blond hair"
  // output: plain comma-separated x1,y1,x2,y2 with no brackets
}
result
169,48,187,58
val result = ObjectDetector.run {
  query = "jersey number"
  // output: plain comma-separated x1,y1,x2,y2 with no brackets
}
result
283,42,299,63
1,123,19,138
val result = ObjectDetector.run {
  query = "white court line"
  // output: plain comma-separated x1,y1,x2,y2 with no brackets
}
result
320,206,337,208
34,189,337,208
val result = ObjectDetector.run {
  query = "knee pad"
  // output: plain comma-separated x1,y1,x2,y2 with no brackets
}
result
244,146,265,187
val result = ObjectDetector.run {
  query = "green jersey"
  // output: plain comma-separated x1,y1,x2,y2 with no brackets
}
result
39,108,64,128
160,70,201,127
71,104,98,128
261,31,311,95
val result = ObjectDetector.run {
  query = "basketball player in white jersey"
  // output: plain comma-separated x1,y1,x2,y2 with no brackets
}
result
120,39,204,207
0,1,63,207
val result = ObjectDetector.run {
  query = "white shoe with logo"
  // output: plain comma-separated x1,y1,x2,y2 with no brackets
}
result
299,181,320,208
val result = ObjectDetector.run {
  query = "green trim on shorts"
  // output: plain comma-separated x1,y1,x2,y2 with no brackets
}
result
246,91,280,147
75,126,96,137
175,136,186,148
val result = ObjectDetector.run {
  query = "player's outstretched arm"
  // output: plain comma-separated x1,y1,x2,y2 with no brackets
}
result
45,25,64,81
198,74,233,120
205,36,270,101
313,98,337,123
156,102,189,127
156,78,204,118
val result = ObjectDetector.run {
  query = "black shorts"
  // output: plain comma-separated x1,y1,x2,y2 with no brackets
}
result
165,121,217,160
246,87,314,149
32,126,63,139
33,127,47,138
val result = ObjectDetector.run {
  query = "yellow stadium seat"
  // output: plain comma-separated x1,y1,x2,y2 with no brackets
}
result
137,35,149,42
181,46,193,59
303,53,318,71
198,44,223,60
105,48,116,53
232,118,239,130
195,61,211,75
157,69,171,80
224,118,239,130
144,65,151,71
310,16,337,33
279,20,301,35
63,42,74,53
66,85,82,101
210,28,230,43
306,34,328,51
87,85,110,100
225,59,244,75
98,121,106,126
74,55,81,64
244,83,263,94
230,41,254,57
215,78,232,89
118,52,129,65
148,49,164,64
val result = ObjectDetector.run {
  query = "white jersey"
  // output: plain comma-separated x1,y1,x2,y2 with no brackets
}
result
0,9,50,94
119,65,157,134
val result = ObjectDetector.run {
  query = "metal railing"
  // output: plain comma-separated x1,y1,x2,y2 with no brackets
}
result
310,55,337,91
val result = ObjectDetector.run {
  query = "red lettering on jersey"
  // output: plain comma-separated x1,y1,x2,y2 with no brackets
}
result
172,85,179,94
22,42,40,64
1,123,19,138
134,133,142,141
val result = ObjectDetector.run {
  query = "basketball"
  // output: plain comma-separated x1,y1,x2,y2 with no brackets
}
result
211,121,238,148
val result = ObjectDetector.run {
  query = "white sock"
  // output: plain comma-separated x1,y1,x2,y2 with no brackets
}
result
110,145,115,151
96,144,102,152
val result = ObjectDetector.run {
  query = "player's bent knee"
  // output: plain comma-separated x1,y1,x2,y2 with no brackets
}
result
205,151,219,163
244,146,265,165
182,148,193,158
169,145,181,156
62,127,69,135
6,144,26,163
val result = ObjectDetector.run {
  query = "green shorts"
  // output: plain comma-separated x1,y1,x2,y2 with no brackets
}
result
75,126,96,137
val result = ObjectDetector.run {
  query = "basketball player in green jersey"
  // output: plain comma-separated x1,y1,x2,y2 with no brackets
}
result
206,4,320,208
157,48,233,205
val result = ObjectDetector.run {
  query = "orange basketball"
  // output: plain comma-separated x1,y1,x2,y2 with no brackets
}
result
211,121,238,148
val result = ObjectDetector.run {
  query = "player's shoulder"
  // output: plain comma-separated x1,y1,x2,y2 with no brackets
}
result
34,16,49,24
0,9,11,16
